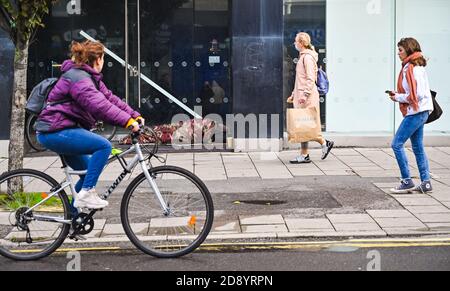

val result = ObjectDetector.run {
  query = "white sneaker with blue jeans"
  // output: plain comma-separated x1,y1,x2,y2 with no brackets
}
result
74,189,109,209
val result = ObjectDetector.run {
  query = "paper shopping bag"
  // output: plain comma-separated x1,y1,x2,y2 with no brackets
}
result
287,108,321,143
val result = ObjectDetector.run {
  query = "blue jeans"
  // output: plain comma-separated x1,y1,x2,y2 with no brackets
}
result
392,111,430,182
37,127,112,192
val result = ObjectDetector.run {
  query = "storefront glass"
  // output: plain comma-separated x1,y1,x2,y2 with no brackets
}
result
1,0,449,141
283,0,450,135
26,0,231,127
395,0,450,132
0,30,14,139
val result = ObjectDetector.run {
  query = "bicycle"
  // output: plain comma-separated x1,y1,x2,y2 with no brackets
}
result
26,114,117,152
0,126,214,261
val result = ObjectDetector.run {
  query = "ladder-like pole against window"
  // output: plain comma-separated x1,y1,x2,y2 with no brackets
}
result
79,30,202,119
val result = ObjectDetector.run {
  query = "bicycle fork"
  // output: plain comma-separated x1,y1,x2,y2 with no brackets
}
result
139,162,171,216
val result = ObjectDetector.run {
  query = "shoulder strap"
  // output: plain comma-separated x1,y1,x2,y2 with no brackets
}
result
302,54,318,82
90,76,100,90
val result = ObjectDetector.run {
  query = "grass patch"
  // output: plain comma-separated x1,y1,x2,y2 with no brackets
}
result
0,192,64,212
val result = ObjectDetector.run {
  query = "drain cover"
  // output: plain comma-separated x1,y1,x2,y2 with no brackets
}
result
234,200,287,206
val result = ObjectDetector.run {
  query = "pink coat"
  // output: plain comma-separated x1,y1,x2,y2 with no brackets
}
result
292,49,320,110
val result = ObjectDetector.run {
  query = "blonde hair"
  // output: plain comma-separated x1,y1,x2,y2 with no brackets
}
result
296,32,315,51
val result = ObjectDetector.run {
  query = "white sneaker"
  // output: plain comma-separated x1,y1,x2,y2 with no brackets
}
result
321,140,334,160
73,189,109,209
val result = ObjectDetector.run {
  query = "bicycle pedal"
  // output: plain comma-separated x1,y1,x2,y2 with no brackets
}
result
70,234,87,241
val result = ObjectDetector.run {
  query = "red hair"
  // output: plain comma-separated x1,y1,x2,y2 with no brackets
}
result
70,40,105,67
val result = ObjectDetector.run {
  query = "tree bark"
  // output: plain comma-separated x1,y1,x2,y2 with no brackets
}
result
8,41,29,175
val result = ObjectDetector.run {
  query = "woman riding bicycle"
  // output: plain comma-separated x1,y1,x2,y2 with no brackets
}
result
36,40,144,211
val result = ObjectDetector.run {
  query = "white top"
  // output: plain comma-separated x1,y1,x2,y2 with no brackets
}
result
395,64,434,116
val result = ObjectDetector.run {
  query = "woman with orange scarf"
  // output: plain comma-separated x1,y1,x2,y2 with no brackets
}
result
388,38,434,194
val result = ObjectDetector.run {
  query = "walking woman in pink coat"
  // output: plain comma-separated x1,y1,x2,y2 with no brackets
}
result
287,32,334,164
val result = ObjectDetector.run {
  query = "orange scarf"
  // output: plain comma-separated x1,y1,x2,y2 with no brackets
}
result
397,52,422,116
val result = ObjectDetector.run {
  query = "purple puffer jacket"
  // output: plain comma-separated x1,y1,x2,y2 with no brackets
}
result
36,60,141,133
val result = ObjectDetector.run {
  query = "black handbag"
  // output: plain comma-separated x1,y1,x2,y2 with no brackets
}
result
426,90,443,124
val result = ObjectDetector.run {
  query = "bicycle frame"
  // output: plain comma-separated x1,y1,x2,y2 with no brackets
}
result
23,142,170,225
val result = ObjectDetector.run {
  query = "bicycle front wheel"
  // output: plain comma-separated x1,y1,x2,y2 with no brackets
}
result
121,166,214,258
0,169,71,261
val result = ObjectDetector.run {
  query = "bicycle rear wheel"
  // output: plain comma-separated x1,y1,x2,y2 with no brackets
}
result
121,166,214,258
91,121,117,141
25,115,47,152
0,169,71,261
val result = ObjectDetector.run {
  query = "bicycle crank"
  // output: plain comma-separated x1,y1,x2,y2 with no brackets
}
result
71,213,95,235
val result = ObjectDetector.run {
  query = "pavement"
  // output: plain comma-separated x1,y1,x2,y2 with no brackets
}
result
1,147,450,247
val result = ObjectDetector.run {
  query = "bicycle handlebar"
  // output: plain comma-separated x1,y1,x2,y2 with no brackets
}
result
129,125,145,144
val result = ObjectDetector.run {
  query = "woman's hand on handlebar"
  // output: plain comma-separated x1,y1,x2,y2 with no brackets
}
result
129,121,140,133
136,116,145,127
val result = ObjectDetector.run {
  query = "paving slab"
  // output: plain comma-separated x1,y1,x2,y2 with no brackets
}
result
373,182,399,188
5,230,56,240
426,223,450,230
405,205,450,214
0,160,7,173
242,224,289,233
102,223,126,236
323,170,355,176
326,214,375,224
0,212,11,225
430,193,450,202
383,228,437,236
373,217,426,228
278,231,387,238
332,223,382,232
84,229,103,239
93,219,106,230
328,149,361,156
239,215,285,225
414,213,450,223
366,209,415,218
211,220,241,233
284,218,334,231
393,197,442,206
205,233,278,240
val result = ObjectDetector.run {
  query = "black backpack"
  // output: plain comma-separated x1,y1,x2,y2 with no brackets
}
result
25,78,72,115
426,91,443,124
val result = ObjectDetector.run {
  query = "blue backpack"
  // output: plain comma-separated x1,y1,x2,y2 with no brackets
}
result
303,57,329,96
316,67,329,96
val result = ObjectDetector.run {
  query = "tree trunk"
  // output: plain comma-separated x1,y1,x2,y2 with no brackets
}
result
8,41,28,176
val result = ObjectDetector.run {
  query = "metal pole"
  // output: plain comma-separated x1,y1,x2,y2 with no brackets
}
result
125,0,129,104
137,0,141,108
80,30,202,119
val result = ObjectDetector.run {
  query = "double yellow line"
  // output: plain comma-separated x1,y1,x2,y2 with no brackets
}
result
12,237,450,254
198,237,450,252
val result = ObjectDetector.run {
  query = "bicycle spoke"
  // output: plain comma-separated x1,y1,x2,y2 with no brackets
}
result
122,167,213,258
0,170,70,260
